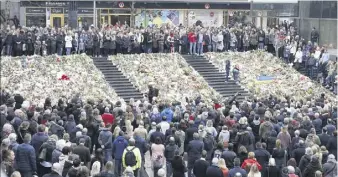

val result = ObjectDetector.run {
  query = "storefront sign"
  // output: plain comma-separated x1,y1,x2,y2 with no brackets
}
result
78,9,94,14
26,8,46,13
118,2,125,8
205,3,210,9
51,8,63,14
46,2,69,7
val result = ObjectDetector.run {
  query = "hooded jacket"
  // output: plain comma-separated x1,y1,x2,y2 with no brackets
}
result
303,158,322,177
161,108,174,122
323,158,337,177
259,121,274,140
235,131,253,153
165,141,178,162
112,136,128,160
298,154,311,173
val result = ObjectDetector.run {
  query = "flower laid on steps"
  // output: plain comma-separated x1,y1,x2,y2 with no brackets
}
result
1,54,121,105
205,51,336,104
110,53,222,105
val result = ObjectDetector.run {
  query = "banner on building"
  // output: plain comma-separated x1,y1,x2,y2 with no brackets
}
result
188,10,222,27
135,10,180,28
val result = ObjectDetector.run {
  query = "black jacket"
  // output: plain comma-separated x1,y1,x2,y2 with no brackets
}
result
263,166,281,177
193,159,209,177
272,148,285,168
303,159,322,177
292,145,306,165
73,144,91,165
172,156,186,177
298,154,311,173
222,150,237,168
206,165,224,177
254,148,271,169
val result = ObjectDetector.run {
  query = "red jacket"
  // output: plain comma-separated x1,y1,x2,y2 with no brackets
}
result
101,113,114,125
241,158,262,171
188,32,196,43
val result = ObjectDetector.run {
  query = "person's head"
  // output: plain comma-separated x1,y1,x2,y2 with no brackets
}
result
305,147,313,156
287,158,297,167
315,171,322,177
23,134,31,144
156,124,161,131
73,157,81,167
201,150,207,159
8,133,17,143
51,163,62,176
268,158,276,166
78,138,86,145
2,149,14,162
10,171,21,177
255,142,262,149
212,158,219,166
234,158,241,167
129,138,135,146
193,132,200,140
248,152,255,159
275,139,281,149
287,166,295,174
239,146,248,154
218,158,227,169
62,146,72,155
63,133,70,142
294,130,300,137
155,137,162,144
104,161,113,172
157,168,166,177
38,124,46,132
228,143,234,151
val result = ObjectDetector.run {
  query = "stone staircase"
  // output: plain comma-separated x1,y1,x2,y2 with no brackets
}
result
92,57,144,101
182,55,250,102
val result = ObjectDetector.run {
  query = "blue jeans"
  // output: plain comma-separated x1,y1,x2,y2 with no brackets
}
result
189,42,196,55
225,71,230,81
197,43,203,55
103,149,112,163
114,159,122,176
66,47,71,55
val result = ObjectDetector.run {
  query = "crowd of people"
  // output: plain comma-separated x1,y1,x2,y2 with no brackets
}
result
0,86,337,177
0,20,323,57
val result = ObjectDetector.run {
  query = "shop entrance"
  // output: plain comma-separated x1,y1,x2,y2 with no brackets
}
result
50,14,64,28
110,15,130,26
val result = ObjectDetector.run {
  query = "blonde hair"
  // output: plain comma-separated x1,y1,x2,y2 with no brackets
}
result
248,152,255,159
248,164,260,177
91,161,101,176
218,158,227,169
276,139,281,149
113,126,121,138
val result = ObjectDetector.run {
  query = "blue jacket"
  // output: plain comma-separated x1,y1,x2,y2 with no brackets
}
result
150,113,161,124
228,166,247,177
134,135,148,160
161,108,173,122
112,136,128,160
31,132,48,153
64,117,76,133
15,143,37,172
98,128,113,149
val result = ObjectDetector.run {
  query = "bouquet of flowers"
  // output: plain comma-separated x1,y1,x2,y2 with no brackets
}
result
110,53,222,105
205,51,336,103
1,54,120,105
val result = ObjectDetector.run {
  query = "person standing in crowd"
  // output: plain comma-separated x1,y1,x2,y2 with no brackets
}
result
122,138,142,176
15,134,37,177
187,133,204,177
206,158,224,177
98,123,113,163
193,150,209,177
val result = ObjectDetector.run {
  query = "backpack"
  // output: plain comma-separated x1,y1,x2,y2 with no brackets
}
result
125,147,137,166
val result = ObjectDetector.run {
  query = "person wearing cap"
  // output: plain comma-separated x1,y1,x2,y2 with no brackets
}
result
72,138,91,167
15,134,37,177
187,133,204,177
206,158,223,177
323,154,337,177
42,163,62,177
101,107,114,126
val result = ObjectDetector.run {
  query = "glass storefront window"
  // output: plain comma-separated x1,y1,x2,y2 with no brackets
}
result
26,15,46,27
322,1,337,19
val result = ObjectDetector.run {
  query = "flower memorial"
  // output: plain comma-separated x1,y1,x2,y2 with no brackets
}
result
205,51,336,103
110,53,222,105
1,55,120,105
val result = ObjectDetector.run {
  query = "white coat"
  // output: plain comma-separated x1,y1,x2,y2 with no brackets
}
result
65,35,73,48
